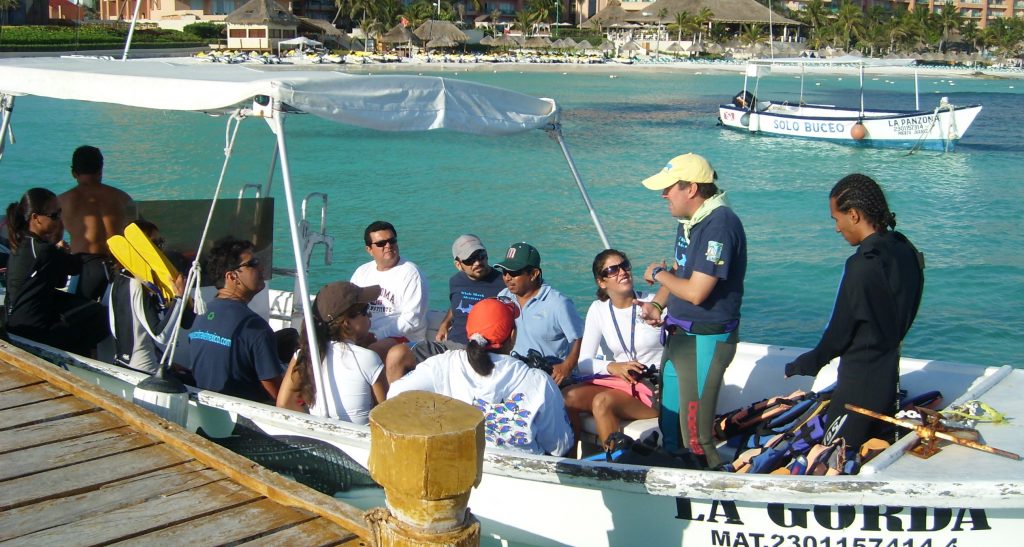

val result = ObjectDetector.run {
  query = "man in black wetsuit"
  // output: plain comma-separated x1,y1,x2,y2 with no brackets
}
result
784,173,925,450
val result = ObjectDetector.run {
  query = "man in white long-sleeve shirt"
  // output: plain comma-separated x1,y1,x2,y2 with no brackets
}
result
350,221,429,378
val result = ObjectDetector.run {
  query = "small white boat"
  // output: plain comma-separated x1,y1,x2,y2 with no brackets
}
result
718,62,982,151
1,57,1021,546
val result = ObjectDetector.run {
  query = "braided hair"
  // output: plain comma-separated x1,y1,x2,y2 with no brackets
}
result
830,174,897,232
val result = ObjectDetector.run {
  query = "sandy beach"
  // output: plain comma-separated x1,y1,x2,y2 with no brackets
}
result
344,57,1024,81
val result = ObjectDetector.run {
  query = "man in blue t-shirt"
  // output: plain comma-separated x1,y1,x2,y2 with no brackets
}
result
495,242,584,387
639,152,747,468
412,234,504,362
189,237,284,403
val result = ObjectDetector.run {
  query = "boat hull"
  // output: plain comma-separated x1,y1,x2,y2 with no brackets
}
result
718,103,982,151
29,338,1023,547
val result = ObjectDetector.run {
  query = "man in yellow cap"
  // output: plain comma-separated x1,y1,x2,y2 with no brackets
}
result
639,152,747,469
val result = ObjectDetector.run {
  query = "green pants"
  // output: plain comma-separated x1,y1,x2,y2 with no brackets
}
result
659,329,738,468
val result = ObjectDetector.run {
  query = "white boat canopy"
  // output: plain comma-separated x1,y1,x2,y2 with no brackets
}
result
0,57,559,135
0,55,607,398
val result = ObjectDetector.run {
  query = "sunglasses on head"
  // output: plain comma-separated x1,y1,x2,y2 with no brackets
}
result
601,260,631,278
370,237,398,248
234,257,261,270
460,250,487,266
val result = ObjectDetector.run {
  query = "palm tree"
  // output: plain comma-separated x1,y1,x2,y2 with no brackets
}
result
936,2,962,52
801,0,827,32
694,7,714,44
671,11,692,42
960,20,980,53
0,0,19,48
515,9,535,37
834,1,865,51
740,24,765,47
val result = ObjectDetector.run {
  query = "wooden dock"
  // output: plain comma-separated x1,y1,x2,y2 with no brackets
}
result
0,342,370,546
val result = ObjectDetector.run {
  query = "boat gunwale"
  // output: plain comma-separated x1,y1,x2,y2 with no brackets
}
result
717,103,983,123
23,335,1022,509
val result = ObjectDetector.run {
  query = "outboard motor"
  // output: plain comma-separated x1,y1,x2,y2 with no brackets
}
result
732,90,756,110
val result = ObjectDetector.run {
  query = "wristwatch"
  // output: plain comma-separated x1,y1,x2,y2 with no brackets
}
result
650,266,666,281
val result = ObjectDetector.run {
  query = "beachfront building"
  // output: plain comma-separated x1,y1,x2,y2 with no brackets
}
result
584,0,802,51
224,0,298,50
890,0,1023,28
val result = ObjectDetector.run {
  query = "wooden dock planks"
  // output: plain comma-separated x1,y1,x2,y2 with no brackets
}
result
0,346,369,546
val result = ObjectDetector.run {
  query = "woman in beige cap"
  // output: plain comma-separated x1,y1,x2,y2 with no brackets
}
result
277,281,388,425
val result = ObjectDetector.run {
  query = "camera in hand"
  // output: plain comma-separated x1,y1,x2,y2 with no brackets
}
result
628,364,659,385
513,349,559,376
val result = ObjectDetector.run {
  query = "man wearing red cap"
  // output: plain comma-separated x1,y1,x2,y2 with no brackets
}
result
389,298,573,456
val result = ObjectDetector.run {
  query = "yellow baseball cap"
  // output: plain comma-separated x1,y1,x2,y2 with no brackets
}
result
641,153,717,190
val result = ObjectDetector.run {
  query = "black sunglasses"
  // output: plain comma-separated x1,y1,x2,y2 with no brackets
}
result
234,257,261,270
460,250,487,266
370,237,398,248
39,208,62,220
346,303,371,318
601,260,631,278
501,266,531,278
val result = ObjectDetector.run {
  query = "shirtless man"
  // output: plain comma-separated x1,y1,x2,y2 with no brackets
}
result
58,145,135,300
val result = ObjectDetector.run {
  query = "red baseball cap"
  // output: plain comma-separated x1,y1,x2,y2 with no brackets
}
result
465,298,520,349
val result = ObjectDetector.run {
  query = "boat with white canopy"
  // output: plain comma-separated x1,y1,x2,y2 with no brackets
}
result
1,57,1021,546
718,58,983,152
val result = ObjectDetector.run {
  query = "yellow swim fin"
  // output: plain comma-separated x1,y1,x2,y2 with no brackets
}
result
107,235,157,290
123,223,179,303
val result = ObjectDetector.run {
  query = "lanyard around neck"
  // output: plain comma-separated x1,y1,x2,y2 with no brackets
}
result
608,299,637,362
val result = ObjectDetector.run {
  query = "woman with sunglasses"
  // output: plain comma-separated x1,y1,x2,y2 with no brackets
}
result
563,249,663,448
277,281,388,425
4,188,109,355
389,298,573,456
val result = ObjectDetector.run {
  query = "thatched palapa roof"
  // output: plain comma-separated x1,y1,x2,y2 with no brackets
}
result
225,0,299,25
584,0,799,28
642,0,799,25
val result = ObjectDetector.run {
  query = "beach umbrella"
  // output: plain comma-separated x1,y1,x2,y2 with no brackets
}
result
561,37,577,48
706,43,724,55
621,41,641,52
551,38,566,48
525,36,552,48
491,34,519,49
666,42,684,58
414,20,468,43
576,40,594,51
381,24,419,45
480,35,495,46
599,41,615,52
427,36,458,49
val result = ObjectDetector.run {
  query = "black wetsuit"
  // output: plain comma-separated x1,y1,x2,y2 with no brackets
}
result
5,235,109,354
785,230,924,449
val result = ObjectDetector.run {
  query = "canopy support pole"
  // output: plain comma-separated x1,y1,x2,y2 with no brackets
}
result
547,123,611,249
859,64,865,118
161,111,246,369
268,106,326,412
121,0,143,61
0,95,14,161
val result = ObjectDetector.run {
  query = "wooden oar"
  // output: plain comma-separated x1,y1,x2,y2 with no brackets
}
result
845,403,1021,461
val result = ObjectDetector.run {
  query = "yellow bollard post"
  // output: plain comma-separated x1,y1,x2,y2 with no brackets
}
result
366,391,484,546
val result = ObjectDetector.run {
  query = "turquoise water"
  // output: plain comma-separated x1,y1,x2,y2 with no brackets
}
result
3,66,1022,367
